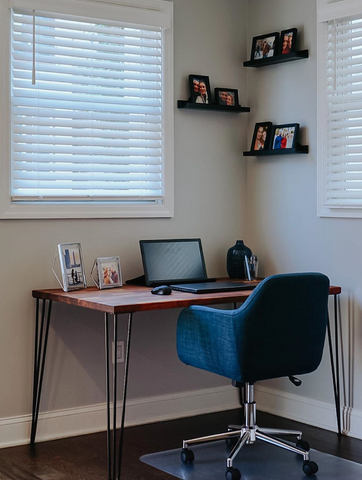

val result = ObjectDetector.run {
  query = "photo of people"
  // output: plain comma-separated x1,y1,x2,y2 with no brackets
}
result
252,34,278,60
272,125,298,150
97,256,122,289
281,28,297,54
215,88,239,107
189,75,211,104
251,122,272,151
58,243,86,291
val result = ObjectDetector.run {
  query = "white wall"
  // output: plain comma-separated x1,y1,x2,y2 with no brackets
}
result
0,0,249,443
246,0,361,435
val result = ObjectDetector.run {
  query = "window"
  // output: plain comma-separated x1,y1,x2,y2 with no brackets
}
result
0,0,173,219
318,0,362,217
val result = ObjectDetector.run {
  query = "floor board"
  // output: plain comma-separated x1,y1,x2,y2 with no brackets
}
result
0,409,361,480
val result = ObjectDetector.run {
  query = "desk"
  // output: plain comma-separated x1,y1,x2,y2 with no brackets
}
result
31,281,342,480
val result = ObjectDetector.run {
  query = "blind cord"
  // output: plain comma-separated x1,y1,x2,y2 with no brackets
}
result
333,19,337,91
32,10,36,85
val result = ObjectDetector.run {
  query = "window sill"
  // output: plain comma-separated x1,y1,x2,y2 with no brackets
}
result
0,201,174,220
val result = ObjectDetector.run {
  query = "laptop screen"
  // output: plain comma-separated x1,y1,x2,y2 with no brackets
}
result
140,239,208,286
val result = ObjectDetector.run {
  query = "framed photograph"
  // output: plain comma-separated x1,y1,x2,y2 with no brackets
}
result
250,122,273,151
251,32,279,61
189,74,211,104
215,88,239,107
57,243,86,292
91,256,122,289
280,28,297,54
271,124,299,150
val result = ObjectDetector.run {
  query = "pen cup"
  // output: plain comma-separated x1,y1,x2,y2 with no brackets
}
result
244,255,258,281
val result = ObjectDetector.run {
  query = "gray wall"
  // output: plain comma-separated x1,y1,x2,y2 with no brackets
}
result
246,0,361,411
0,0,248,419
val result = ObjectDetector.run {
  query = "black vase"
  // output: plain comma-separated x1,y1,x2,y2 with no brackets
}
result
227,240,252,279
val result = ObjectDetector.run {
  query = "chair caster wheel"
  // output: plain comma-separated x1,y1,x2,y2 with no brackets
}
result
225,467,241,480
181,448,194,464
296,439,310,451
303,460,319,476
226,436,238,448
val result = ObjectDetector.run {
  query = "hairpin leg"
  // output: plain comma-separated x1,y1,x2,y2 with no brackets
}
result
117,313,133,480
326,296,341,435
31,299,52,444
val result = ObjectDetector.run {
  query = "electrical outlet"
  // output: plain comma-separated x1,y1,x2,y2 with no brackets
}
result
112,341,124,363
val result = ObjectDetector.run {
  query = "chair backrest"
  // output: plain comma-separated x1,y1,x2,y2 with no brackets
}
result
235,272,330,383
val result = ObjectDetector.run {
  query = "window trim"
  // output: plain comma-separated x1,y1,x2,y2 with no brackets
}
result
317,0,362,218
0,0,174,219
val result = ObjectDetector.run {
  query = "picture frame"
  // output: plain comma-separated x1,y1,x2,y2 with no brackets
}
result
271,123,299,150
91,256,122,289
251,32,279,61
57,243,86,292
250,122,273,151
280,28,297,54
189,74,212,104
215,88,239,107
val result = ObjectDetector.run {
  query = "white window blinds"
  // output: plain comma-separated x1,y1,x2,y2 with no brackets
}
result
322,15,362,210
11,8,164,202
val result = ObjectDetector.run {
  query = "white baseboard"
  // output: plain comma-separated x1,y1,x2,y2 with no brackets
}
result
255,384,362,440
0,385,240,449
1,384,361,449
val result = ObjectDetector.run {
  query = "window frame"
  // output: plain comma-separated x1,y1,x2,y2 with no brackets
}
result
317,0,362,218
0,0,174,219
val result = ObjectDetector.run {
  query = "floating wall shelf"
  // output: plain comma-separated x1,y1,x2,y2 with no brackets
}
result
243,143,309,156
177,100,250,113
243,50,309,68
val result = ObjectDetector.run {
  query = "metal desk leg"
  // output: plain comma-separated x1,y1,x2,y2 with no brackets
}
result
105,313,133,480
105,313,111,480
31,299,52,444
326,295,341,435
117,313,133,480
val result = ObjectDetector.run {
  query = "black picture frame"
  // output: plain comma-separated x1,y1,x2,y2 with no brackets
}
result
251,32,279,61
189,74,212,104
271,123,299,150
250,122,273,151
214,88,239,107
280,28,298,54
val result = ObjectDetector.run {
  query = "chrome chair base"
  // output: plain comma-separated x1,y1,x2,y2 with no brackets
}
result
181,383,319,478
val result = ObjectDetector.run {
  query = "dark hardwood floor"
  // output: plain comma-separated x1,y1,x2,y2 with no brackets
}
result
0,408,361,480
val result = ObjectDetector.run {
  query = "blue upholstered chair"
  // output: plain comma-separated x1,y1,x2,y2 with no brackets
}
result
177,273,330,480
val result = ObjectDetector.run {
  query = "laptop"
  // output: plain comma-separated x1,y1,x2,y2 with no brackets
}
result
139,238,216,287
170,281,257,294
138,238,257,294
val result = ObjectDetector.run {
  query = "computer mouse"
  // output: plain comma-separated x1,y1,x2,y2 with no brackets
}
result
151,285,172,295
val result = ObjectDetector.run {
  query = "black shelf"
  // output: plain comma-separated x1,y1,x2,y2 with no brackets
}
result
243,50,309,68
177,100,250,112
243,143,309,156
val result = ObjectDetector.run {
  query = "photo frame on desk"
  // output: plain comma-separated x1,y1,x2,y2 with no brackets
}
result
53,243,87,292
91,256,122,289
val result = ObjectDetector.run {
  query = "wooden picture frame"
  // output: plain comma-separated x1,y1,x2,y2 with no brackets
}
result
214,88,239,107
280,28,298,54
189,74,212,104
251,32,279,61
271,123,299,150
250,122,273,151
